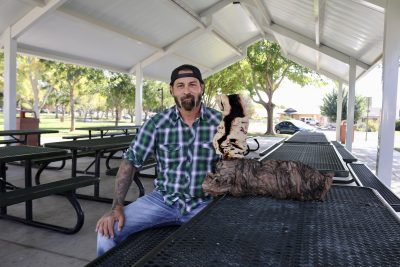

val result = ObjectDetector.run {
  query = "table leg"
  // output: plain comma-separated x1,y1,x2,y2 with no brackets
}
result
25,160,33,220
0,162,7,215
94,150,101,197
72,150,77,177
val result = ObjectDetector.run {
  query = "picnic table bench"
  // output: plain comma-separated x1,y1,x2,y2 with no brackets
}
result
349,163,400,212
0,176,99,234
0,145,99,233
331,140,358,163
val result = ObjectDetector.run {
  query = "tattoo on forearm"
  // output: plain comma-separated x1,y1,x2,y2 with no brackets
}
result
111,159,136,209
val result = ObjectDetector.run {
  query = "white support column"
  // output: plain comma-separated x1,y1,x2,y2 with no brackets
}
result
345,58,356,151
335,81,343,141
376,0,400,187
3,27,17,130
135,63,143,125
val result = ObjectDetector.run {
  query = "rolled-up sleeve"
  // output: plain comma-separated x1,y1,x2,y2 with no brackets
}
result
123,119,156,169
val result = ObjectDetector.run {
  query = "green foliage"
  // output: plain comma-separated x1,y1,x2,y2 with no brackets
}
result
320,89,365,122
204,63,245,108
367,120,379,132
396,120,400,131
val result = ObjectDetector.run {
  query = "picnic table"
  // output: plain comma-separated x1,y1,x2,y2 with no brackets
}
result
0,145,98,233
89,186,400,266
0,129,59,146
45,135,135,203
75,125,141,139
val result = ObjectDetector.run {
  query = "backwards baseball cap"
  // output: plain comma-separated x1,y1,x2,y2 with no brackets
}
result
170,64,204,85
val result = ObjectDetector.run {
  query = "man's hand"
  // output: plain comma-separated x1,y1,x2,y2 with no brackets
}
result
95,205,124,238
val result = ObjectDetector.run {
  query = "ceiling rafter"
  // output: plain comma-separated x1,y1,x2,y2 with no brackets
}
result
0,0,66,49
286,53,347,84
314,0,326,70
270,23,370,70
16,0,46,7
199,0,232,18
351,0,386,13
18,43,129,74
59,6,162,52
131,0,243,74
244,0,289,56
168,0,242,55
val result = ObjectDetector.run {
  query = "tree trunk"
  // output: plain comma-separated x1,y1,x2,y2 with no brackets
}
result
70,86,75,131
115,108,119,126
265,101,275,135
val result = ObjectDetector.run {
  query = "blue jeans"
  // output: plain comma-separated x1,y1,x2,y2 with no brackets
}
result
96,191,210,256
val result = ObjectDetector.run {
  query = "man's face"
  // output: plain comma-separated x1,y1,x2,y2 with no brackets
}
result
170,70,204,111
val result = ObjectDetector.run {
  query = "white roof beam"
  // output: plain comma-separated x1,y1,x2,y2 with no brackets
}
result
18,43,129,74
314,0,326,70
244,0,288,56
172,53,213,72
240,2,266,39
168,0,243,56
59,6,162,52
271,23,370,70
199,0,232,18
16,0,46,7
286,53,347,84
129,28,205,73
351,0,386,13
0,0,66,48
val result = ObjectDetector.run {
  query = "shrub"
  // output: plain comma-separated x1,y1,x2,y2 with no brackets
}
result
396,120,400,131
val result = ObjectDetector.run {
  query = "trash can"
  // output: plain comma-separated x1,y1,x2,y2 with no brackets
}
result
340,120,355,144
16,110,40,146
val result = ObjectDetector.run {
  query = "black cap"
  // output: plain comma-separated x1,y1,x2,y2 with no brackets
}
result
170,64,204,85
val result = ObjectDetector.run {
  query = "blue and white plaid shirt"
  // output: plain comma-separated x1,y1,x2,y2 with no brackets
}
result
124,104,221,214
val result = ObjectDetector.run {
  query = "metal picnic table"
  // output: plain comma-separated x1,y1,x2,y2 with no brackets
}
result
45,135,135,203
0,129,59,146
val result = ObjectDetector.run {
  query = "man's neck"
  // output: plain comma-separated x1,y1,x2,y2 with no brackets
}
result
178,105,201,128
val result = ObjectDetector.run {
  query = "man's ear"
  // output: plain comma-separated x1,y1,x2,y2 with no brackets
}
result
169,85,173,95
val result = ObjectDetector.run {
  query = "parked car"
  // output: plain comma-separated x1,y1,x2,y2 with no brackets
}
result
275,120,315,134
301,117,318,126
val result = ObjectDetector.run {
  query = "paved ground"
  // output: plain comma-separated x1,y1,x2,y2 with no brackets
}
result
0,131,398,266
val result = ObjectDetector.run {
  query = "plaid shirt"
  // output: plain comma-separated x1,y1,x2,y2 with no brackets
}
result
124,104,221,214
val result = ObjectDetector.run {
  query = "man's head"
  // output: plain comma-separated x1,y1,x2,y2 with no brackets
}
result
170,64,204,111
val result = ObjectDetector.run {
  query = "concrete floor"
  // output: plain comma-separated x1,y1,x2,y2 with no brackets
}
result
0,133,399,266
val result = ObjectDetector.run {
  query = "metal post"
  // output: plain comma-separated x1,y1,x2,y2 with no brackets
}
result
365,97,372,141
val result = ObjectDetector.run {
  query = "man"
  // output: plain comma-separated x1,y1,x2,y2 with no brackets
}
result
95,64,222,256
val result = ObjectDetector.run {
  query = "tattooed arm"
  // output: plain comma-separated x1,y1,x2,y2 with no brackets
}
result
96,159,137,238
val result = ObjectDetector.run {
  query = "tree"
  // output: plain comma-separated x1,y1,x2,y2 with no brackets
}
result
243,40,321,134
17,56,54,117
320,89,365,122
41,60,95,131
203,64,245,108
105,73,134,126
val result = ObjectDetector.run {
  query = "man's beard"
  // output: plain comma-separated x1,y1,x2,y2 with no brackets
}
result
174,94,202,111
